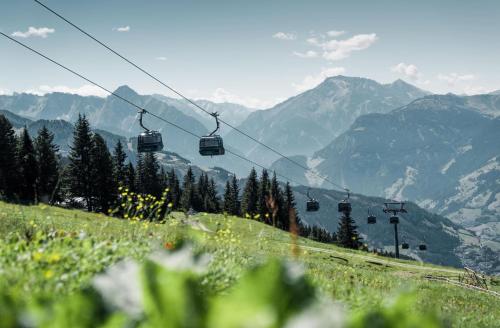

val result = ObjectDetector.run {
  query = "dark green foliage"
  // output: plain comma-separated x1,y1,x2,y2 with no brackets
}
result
195,172,209,211
206,178,220,213
223,181,233,213
112,139,127,186
257,169,270,223
230,175,240,216
34,126,60,204
284,182,300,230
136,153,162,197
68,114,94,211
90,133,116,213
270,172,285,228
337,211,362,249
223,174,240,216
0,115,19,199
17,128,38,203
180,166,196,211
125,162,136,192
167,169,181,210
241,168,259,217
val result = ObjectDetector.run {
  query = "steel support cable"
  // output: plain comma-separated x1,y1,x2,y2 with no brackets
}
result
0,31,302,186
33,0,347,192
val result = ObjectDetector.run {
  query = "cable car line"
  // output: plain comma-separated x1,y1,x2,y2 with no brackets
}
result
32,0,347,192
0,30,303,187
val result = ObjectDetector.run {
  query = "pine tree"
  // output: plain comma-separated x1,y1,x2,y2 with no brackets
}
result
158,167,168,192
284,182,300,232
125,162,136,192
223,180,234,213
337,209,362,249
17,128,38,203
241,167,259,218
230,174,240,216
167,169,181,210
112,139,127,187
90,133,116,212
257,169,270,223
206,178,220,213
34,126,60,203
0,115,19,200
68,114,94,211
137,152,161,196
269,172,285,228
180,166,196,211
195,172,208,211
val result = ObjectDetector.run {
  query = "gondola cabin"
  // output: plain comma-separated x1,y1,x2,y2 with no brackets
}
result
389,216,399,224
338,201,351,213
306,199,320,212
199,135,225,156
419,244,427,251
367,215,376,224
402,243,409,249
137,131,163,153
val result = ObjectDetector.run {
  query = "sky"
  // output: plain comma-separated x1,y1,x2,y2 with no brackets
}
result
1,0,500,109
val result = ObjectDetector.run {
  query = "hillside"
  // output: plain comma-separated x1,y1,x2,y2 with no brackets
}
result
225,76,429,169
0,202,498,327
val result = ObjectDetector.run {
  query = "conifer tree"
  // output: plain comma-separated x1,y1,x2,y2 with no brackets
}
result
180,166,196,211
257,169,270,223
34,126,60,203
112,139,127,187
68,114,94,211
158,167,168,192
223,180,234,213
241,167,259,218
230,174,240,216
0,115,19,200
284,182,300,231
17,128,38,203
167,168,181,210
90,133,116,212
196,172,208,211
137,152,161,196
270,172,285,228
125,162,136,192
206,178,220,213
337,209,362,249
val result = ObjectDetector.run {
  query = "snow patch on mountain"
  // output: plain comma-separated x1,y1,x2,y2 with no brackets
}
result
441,158,456,174
305,156,325,187
446,157,499,205
384,166,418,200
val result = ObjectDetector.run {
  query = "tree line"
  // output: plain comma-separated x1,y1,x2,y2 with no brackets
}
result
0,113,361,248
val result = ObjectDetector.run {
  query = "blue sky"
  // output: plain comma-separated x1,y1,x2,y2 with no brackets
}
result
1,0,499,108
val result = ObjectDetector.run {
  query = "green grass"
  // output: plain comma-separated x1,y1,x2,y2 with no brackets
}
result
0,201,498,327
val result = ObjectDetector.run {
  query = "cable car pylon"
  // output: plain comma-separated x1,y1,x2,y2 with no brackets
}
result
383,202,407,259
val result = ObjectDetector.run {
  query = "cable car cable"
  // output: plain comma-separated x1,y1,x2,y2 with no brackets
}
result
32,0,347,192
0,31,303,187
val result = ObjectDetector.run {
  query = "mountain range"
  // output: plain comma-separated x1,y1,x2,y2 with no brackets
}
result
225,76,429,167
1,75,498,273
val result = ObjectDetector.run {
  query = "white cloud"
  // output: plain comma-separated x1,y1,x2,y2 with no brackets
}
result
11,27,55,38
304,33,378,61
293,50,318,58
321,33,378,61
113,26,130,32
292,67,346,92
25,85,108,97
391,63,421,81
155,56,167,61
437,73,476,85
326,30,345,37
272,32,296,40
208,88,279,109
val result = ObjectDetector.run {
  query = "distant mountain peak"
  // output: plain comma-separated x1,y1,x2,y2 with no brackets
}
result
113,85,139,98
